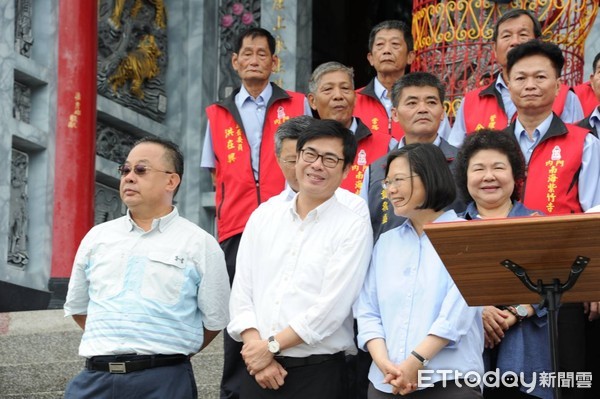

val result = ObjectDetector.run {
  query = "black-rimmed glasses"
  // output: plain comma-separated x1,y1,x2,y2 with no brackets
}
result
300,149,344,168
118,164,175,177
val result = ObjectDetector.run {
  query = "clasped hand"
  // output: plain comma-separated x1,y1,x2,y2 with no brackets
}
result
381,357,421,396
241,340,287,390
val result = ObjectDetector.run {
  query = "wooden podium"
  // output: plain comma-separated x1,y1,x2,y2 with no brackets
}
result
424,213,600,399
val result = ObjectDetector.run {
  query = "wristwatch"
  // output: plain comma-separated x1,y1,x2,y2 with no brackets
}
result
267,336,280,355
411,350,429,367
507,305,528,322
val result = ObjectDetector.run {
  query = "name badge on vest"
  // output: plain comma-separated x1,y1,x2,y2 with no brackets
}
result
357,149,367,166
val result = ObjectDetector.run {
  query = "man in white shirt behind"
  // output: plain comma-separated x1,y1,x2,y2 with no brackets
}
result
228,118,373,399
271,115,370,223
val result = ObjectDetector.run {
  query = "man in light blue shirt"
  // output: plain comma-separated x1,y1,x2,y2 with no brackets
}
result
505,40,600,213
449,9,583,148
64,137,230,399
505,39,600,399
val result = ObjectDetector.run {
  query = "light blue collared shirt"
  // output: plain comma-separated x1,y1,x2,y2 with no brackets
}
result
373,78,452,141
374,78,393,119
514,113,600,211
359,135,442,203
356,210,484,394
587,106,600,136
449,74,584,147
64,207,231,357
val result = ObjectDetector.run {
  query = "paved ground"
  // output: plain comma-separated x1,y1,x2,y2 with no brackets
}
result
0,310,223,398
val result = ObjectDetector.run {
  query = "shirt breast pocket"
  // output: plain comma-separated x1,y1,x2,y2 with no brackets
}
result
141,252,186,305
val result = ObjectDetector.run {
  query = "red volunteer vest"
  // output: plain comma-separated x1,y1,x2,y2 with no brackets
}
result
464,83,570,134
354,89,404,141
207,90,305,242
573,82,598,116
522,122,587,215
340,127,391,194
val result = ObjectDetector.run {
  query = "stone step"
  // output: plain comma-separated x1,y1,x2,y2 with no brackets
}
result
0,310,223,398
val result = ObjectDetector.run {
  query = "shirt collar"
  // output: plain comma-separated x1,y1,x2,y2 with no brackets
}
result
236,84,273,108
495,74,508,91
126,206,179,233
434,209,460,223
401,209,460,235
374,78,388,101
282,184,296,201
514,112,553,139
397,135,441,149
289,193,338,221
349,117,358,133
590,107,600,129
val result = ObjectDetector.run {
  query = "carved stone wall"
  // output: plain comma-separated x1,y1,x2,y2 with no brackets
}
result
96,121,137,165
8,149,29,269
97,0,169,122
13,80,31,123
14,0,33,57
218,0,261,99
95,182,126,225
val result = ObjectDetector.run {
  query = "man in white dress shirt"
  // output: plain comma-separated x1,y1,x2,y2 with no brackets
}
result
228,118,373,398
272,115,369,222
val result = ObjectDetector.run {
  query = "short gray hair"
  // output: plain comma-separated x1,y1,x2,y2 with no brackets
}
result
308,62,355,94
274,115,314,157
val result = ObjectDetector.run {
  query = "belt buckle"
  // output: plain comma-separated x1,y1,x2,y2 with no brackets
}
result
108,362,127,373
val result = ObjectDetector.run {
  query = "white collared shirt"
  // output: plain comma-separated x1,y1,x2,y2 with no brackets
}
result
228,195,373,357
272,185,370,224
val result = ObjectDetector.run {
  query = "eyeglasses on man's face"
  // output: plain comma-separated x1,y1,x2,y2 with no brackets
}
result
118,164,175,177
279,157,297,168
381,174,418,190
300,148,344,169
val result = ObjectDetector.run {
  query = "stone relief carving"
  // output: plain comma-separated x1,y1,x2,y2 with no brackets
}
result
13,81,32,123
14,0,34,57
95,182,126,225
218,0,261,99
97,0,168,122
8,150,29,268
96,121,137,165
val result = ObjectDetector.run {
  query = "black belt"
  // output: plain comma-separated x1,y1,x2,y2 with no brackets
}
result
85,354,189,374
274,351,345,369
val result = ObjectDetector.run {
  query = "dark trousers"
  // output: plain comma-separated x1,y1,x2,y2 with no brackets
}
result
484,386,539,399
367,381,482,399
585,317,600,399
349,319,372,399
240,354,347,399
220,234,244,399
64,360,197,399
558,303,587,399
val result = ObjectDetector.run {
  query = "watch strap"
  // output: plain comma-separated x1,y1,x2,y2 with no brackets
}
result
411,350,428,366
268,335,280,355
506,305,525,322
